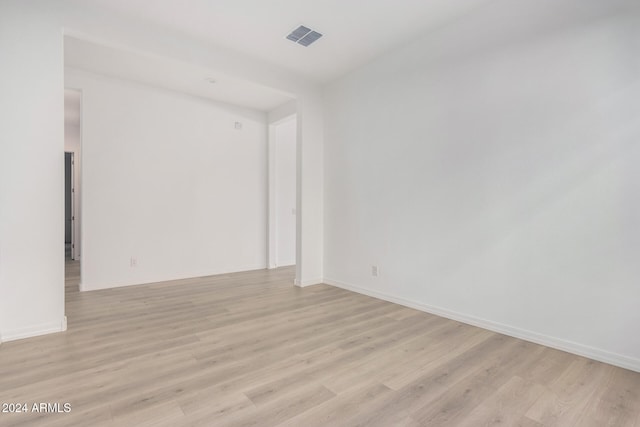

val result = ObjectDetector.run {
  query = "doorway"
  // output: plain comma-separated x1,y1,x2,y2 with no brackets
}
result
65,88,82,293
268,114,297,268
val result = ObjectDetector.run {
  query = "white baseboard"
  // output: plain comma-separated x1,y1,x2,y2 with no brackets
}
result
270,263,295,270
0,316,68,342
324,278,640,373
295,277,323,287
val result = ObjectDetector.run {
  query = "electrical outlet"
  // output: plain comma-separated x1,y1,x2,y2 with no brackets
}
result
371,265,379,277
130,257,138,267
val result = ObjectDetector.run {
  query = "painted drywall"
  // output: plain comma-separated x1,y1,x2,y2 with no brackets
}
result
65,124,81,152
60,1,325,287
66,68,268,290
268,101,297,269
57,1,323,286
274,117,297,267
0,1,66,341
323,0,640,370
296,95,324,286
0,0,324,341
268,101,297,125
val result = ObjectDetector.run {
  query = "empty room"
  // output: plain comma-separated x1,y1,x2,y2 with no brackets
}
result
1,0,639,426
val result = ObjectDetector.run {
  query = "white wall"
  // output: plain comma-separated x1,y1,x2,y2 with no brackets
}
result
0,0,324,342
274,117,297,267
296,95,324,286
323,0,640,371
0,1,66,342
60,0,325,286
64,125,81,152
66,68,268,290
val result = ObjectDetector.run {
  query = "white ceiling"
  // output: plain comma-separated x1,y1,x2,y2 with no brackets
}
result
76,0,493,83
64,0,635,111
64,36,295,111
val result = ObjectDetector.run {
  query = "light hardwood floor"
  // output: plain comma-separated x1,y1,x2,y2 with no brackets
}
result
0,258,639,426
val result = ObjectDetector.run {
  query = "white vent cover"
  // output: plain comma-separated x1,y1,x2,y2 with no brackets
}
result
286,25,323,47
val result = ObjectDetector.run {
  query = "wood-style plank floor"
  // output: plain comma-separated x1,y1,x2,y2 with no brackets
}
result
0,257,639,426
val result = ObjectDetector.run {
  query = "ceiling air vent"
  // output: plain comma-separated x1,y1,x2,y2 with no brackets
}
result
286,25,323,47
